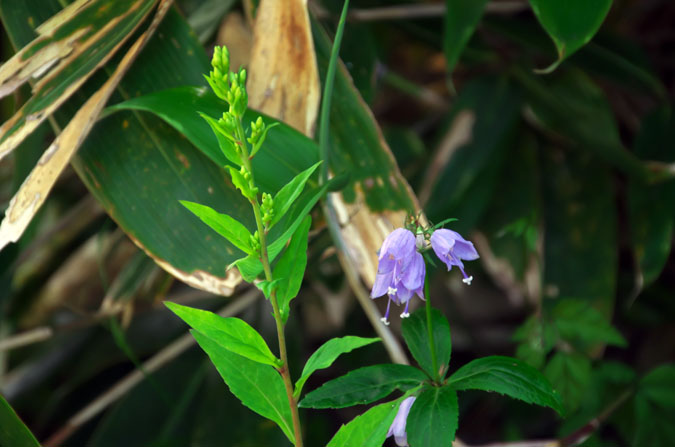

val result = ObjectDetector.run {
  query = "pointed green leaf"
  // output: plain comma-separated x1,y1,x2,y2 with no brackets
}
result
448,355,563,414
227,166,255,200
233,176,336,281
407,386,459,447
299,364,427,409
444,0,490,75
190,330,294,443
326,398,403,447
628,107,675,288
271,161,322,227
294,336,381,398
179,200,253,255
0,394,40,447
255,278,283,300
529,0,613,69
198,112,240,166
552,299,627,348
401,308,452,379
544,352,591,414
273,215,311,323
165,302,279,367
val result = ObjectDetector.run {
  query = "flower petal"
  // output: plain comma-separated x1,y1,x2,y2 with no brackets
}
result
454,239,479,261
381,228,415,259
371,271,393,298
401,251,425,291
388,396,416,447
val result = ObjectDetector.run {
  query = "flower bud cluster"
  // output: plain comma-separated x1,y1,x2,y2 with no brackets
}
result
261,192,275,227
249,231,261,253
205,46,230,101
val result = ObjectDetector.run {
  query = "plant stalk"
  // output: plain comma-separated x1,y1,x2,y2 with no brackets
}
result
238,122,304,447
424,275,440,382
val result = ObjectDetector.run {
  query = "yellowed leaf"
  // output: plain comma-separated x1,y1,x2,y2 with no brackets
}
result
0,0,173,252
0,0,159,162
247,0,320,136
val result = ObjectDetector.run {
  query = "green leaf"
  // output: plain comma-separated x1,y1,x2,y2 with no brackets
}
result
165,302,280,367
540,133,617,317
255,278,283,300
106,87,320,195
179,200,253,255
294,336,381,398
234,177,336,282
638,364,675,409
198,112,241,166
444,0,490,76
227,166,255,200
528,0,613,69
299,364,427,409
448,355,563,414
633,364,675,447
401,308,452,379
479,132,540,286
271,161,321,228
516,68,647,179
0,394,40,447
190,330,295,444
407,386,459,447
425,77,521,230
273,215,311,324
552,299,627,348
513,314,556,369
313,20,416,213
628,107,675,288
544,352,591,414
326,398,404,447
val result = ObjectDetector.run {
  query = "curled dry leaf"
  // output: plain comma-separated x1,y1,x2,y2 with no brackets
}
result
0,0,173,251
0,0,159,161
247,0,320,136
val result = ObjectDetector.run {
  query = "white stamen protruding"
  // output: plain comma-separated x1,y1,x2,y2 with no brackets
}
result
387,286,398,296
400,312,410,318
380,317,390,326
462,276,473,285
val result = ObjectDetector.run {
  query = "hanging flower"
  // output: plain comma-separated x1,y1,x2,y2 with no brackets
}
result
371,229,425,325
430,228,479,285
387,396,416,446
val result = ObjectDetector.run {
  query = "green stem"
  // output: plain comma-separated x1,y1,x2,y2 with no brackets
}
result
237,120,304,447
424,276,440,383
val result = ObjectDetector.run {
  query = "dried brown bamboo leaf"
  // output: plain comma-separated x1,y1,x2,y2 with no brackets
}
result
0,0,159,161
0,0,173,252
247,0,320,136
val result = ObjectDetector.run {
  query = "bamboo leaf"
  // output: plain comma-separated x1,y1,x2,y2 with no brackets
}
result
0,0,173,251
0,0,160,160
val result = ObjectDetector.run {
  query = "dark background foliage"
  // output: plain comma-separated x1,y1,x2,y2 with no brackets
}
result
0,0,674,446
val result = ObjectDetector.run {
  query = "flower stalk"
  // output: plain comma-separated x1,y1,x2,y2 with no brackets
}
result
235,117,304,447
207,46,304,445
423,277,440,383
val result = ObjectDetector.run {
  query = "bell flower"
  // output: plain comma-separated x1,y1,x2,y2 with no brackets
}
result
371,229,425,325
430,228,479,285
387,396,416,446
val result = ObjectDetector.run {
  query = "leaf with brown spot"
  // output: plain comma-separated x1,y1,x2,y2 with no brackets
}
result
0,0,159,161
247,0,320,136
